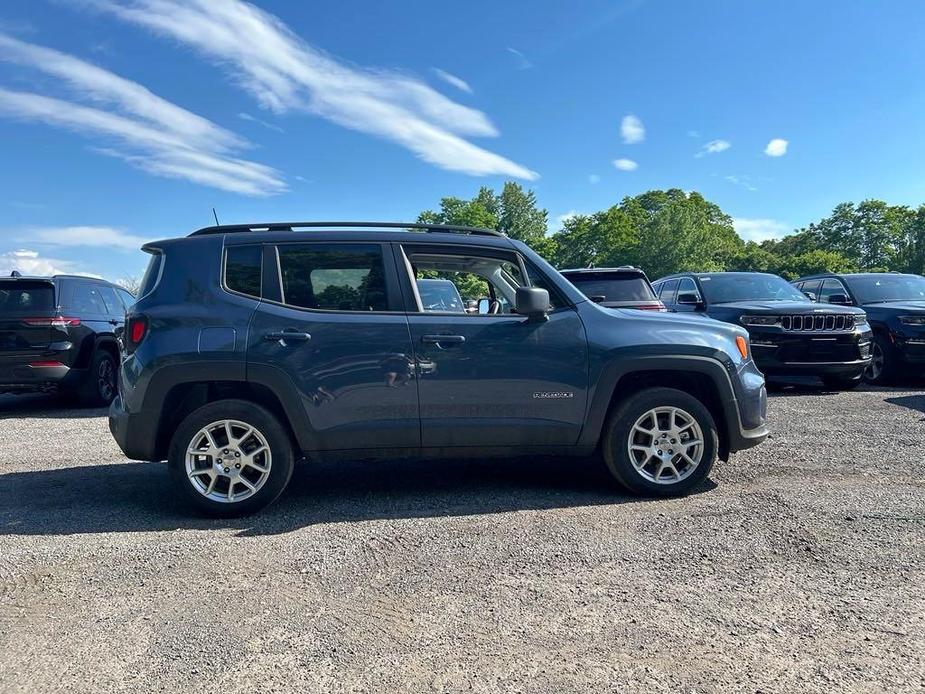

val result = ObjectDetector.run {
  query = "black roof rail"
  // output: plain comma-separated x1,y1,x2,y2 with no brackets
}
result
188,221,505,238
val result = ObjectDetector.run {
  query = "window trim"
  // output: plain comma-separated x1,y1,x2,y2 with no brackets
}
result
135,251,164,302
261,240,404,315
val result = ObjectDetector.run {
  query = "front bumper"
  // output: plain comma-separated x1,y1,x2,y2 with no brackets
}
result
896,338,925,365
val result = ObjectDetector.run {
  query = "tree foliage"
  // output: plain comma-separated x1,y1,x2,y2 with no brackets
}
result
417,183,925,282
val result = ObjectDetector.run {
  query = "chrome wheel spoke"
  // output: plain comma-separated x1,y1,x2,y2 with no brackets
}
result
627,405,704,485
185,419,273,504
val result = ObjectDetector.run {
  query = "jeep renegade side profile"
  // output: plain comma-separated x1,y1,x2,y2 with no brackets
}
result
109,222,769,516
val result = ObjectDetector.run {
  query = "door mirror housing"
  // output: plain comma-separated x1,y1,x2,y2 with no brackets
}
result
828,293,852,305
589,295,607,304
515,287,550,320
676,292,704,308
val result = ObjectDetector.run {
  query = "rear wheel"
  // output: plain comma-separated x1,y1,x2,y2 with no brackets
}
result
602,387,718,496
168,400,295,517
77,349,118,406
821,374,863,391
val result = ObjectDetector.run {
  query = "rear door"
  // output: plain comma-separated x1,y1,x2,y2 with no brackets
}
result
246,241,420,452
0,279,56,375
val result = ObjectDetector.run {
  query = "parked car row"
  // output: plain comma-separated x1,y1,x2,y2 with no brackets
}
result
563,265,923,389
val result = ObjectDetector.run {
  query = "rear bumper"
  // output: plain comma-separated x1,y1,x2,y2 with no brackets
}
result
109,393,161,461
0,362,83,393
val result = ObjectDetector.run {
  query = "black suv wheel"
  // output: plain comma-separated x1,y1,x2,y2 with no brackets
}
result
602,387,718,496
77,349,118,406
168,400,295,517
864,334,897,385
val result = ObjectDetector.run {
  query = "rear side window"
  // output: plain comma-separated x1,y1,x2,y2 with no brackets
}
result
137,252,163,299
116,288,135,310
67,282,108,314
225,245,262,298
98,285,124,317
0,281,54,314
567,273,656,302
277,244,388,312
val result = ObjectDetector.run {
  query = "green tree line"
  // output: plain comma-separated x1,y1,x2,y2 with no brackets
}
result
418,183,925,280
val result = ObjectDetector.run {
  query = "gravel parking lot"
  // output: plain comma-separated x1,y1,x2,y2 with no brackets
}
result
1,385,923,693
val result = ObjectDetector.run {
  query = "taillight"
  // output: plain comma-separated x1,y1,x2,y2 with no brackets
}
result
125,314,148,353
22,316,81,327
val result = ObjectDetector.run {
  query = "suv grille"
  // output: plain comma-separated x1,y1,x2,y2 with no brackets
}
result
781,314,853,332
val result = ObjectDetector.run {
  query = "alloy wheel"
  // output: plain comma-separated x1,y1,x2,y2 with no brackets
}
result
185,419,273,503
866,343,884,382
627,406,704,484
97,357,116,401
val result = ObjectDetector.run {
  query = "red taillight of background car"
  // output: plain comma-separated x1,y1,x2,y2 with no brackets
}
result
22,316,81,327
125,314,149,353
638,302,667,311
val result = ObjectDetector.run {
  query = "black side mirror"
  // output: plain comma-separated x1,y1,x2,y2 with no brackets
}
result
676,292,704,308
589,295,606,304
515,287,550,320
829,293,852,305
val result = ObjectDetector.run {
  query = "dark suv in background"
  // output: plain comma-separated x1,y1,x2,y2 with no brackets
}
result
0,273,132,404
794,272,925,384
109,221,768,516
560,266,666,311
653,271,871,389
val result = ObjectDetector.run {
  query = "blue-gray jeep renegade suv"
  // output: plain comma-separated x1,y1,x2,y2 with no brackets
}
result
109,222,768,516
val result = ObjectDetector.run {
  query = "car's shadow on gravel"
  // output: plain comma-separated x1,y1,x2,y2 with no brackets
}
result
0,393,107,419
0,455,716,537
884,393,925,417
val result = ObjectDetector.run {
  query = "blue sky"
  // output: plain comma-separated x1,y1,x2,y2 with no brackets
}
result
1,0,924,281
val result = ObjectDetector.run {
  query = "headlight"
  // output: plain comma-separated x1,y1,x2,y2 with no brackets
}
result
740,315,781,327
899,315,925,325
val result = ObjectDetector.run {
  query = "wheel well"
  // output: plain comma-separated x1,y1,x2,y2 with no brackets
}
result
152,381,297,460
96,339,119,363
604,369,730,460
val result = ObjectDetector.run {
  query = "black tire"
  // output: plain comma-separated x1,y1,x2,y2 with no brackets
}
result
864,334,897,385
601,387,718,497
168,399,295,517
821,374,863,391
77,349,118,407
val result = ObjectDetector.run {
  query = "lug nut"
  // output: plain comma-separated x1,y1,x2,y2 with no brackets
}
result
234,452,240,458
235,464,241,469
223,467,230,473
223,449,229,455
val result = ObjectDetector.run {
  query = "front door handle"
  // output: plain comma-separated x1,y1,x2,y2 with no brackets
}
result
264,330,312,343
421,334,465,345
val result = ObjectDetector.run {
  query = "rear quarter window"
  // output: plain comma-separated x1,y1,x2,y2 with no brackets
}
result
225,245,262,298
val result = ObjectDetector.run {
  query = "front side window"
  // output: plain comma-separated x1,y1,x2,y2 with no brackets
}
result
818,278,849,304
278,244,388,312
225,245,262,298
677,277,701,300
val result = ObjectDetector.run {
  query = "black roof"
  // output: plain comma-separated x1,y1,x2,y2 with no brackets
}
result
655,271,781,282
559,265,644,275
188,221,505,238
795,271,917,281
1,273,119,284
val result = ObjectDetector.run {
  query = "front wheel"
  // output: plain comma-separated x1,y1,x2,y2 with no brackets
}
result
168,399,295,517
602,387,718,496
864,335,896,385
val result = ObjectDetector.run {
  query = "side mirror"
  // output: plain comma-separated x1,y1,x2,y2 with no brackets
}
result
677,292,704,308
804,291,818,302
477,298,490,315
589,295,606,304
515,287,549,320
829,293,852,305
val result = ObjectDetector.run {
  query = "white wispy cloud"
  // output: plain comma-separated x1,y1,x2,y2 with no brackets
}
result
696,139,731,157
765,138,788,157
588,174,600,184
0,249,97,277
724,174,757,191
92,0,537,179
238,111,284,133
613,158,638,171
733,217,791,242
620,114,644,144
506,47,533,70
432,68,473,94
0,33,285,196
20,226,149,251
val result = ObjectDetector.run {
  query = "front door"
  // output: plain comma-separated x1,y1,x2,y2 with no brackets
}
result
246,241,419,452
397,242,589,448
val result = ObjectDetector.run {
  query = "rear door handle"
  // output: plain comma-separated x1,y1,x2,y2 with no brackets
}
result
421,334,465,345
264,330,312,343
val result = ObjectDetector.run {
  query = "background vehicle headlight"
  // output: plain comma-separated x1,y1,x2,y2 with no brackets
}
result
740,315,781,327
899,315,925,325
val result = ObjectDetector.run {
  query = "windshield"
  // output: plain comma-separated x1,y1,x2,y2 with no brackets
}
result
699,274,809,304
416,279,465,312
566,273,657,302
844,274,925,304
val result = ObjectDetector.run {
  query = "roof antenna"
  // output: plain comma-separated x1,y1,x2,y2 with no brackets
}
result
212,207,220,226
